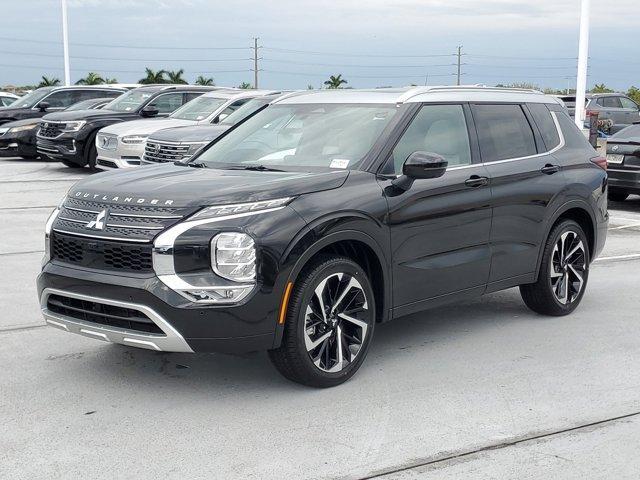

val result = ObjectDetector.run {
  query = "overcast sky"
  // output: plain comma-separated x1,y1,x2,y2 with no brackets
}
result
0,0,638,91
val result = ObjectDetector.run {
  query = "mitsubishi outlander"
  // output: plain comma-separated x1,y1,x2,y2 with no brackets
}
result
37,86,608,387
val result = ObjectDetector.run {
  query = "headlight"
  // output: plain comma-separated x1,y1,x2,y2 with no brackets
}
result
8,123,38,133
211,232,256,282
96,133,118,150
121,135,148,144
191,197,293,221
61,121,86,132
185,142,208,157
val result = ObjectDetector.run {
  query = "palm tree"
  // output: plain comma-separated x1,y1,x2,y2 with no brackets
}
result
38,76,60,88
139,68,167,84
104,77,118,84
75,72,105,85
195,75,215,86
166,69,188,84
324,74,347,89
238,82,252,89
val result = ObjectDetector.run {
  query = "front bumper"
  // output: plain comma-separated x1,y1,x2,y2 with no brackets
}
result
37,262,279,354
36,136,81,163
0,129,38,158
96,140,144,169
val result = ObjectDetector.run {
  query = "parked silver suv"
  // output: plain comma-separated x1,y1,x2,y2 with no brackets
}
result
558,93,640,133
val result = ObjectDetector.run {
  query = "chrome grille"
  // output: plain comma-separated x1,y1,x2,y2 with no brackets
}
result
144,140,190,163
38,122,64,138
52,197,196,243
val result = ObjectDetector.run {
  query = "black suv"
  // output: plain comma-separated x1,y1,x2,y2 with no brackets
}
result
36,85,217,169
0,85,127,126
37,87,608,387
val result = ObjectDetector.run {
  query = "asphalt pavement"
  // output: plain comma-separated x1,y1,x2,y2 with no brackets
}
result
1,158,640,480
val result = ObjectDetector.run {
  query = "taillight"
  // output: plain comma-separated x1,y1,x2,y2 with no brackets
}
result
591,156,607,171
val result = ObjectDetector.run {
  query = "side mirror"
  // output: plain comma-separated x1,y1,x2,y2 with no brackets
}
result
140,105,159,117
37,101,50,112
392,151,448,191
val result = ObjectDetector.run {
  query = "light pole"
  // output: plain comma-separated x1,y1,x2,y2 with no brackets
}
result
61,0,71,86
574,0,590,129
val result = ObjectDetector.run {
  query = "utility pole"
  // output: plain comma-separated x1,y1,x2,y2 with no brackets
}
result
456,45,462,86
253,37,259,89
574,0,590,129
61,0,70,86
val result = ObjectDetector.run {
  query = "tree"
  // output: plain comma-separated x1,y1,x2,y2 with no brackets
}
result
166,69,188,84
75,72,105,85
324,74,347,89
591,83,614,93
37,76,60,88
307,84,314,90
139,68,167,84
104,77,118,84
195,75,215,86
238,82,252,89
627,86,640,104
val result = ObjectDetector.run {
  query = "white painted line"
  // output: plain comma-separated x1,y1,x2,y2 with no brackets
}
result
609,222,640,231
595,253,640,262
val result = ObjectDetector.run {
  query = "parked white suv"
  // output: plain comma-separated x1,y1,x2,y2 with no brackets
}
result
95,90,278,169
0,91,19,107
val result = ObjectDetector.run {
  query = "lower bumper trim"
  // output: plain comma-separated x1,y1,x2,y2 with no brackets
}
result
40,288,193,353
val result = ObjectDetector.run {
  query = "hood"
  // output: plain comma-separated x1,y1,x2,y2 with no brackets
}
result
100,118,197,137
42,108,137,123
149,124,230,143
0,118,42,128
68,164,349,208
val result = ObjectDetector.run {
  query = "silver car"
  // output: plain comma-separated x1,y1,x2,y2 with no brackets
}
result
557,93,640,133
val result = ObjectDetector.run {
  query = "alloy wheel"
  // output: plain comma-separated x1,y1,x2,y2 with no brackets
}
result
303,272,372,373
550,230,586,305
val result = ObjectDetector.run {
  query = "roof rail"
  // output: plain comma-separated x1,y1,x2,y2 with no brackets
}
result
397,85,545,103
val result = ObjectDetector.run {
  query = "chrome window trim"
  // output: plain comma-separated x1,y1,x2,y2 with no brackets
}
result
40,288,193,353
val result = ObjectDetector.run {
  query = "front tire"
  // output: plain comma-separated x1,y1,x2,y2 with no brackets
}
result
520,220,589,316
268,255,375,388
608,190,629,202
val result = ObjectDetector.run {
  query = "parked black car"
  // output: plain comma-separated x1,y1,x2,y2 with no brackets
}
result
38,87,608,387
0,85,127,126
36,85,218,169
142,92,289,164
606,123,640,201
0,97,117,159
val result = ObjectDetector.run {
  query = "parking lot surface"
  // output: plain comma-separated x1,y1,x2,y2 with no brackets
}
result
2,158,640,479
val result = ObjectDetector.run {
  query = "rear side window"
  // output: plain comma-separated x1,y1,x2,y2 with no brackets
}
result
473,104,537,162
528,103,561,151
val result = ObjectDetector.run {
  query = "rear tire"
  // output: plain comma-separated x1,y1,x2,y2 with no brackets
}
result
268,255,375,388
520,219,589,316
608,191,628,202
86,142,98,171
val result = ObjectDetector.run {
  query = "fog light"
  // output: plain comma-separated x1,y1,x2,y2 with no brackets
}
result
211,232,256,283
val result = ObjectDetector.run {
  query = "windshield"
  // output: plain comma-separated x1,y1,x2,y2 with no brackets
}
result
195,103,398,170
11,88,52,108
105,89,154,112
220,98,268,126
170,96,227,121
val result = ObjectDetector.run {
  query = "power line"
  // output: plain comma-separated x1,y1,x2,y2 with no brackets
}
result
0,35,249,50
261,69,455,79
0,49,251,62
261,58,456,68
262,47,456,58
0,63,250,74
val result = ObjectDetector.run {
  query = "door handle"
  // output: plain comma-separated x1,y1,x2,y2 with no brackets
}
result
464,175,489,187
541,164,561,175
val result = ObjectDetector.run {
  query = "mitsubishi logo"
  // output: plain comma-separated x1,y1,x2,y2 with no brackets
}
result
86,209,107,230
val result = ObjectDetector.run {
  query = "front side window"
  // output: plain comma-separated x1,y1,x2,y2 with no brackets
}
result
43,90,80,108
105,89,156,112
528,103,561,151
600,97,622,108
389,104,471,174
170,96,226,121
620,97,639,110
473,104,537,162
195,103,398,170
13,88,52,108
150,92,185,114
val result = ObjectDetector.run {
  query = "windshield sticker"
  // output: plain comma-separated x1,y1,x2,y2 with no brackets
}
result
330,159,350,169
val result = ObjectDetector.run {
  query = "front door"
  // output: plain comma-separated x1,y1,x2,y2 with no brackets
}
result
380,103,492,317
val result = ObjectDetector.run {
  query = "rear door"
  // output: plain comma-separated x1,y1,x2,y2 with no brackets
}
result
382,103,492,315
472,103,566,289
620,96,640,125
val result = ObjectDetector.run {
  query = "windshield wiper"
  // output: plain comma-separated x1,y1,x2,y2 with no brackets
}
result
226,164,284,172
174,161,207,168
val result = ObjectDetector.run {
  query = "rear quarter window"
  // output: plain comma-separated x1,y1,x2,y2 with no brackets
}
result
555,111,594,150
528,103,561,151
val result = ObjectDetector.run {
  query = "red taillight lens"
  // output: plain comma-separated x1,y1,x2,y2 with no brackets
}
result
591,156,607,170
